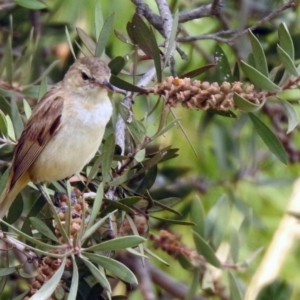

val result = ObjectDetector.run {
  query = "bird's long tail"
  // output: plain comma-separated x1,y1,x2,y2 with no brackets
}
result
0,173,29,219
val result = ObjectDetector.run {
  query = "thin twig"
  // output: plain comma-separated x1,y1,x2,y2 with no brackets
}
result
177,0,296,44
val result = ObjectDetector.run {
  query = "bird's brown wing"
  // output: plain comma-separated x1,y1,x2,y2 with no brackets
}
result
10,93,64,189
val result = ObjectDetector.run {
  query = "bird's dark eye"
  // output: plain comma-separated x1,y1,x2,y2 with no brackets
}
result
81,72,89,80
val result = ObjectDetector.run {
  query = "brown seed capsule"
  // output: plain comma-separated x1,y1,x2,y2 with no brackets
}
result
31,280,42,289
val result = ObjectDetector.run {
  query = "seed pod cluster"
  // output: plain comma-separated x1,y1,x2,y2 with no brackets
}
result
23,252,72,300
148,77,260,111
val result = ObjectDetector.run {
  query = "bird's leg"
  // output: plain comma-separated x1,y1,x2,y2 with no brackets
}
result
35,183,52,204
55,180,77,206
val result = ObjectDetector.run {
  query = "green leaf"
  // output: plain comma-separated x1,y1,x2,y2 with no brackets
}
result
15,0,47,9
135,149,146,162
136,165,157,194
278,98,299,133
233,92,264,112
83,253,138,284
110,74,146,93
94,1,104,39
101,133,115,182
10,100,24,139
186,268,200,300
87,182,104,231
114,29,133,45
31,258,66,300
80,255,111,292
163,9,179,68
151,216,194,226
67,256,79,300
192,231,221,268
177,252,195,271
95,12,115,58
205,194,230,249
29,217,58,242
214,45,233,83
107,169,135,187
108,56,126,75
5,115,16,141
277,45,298,77
82,210,116,241
38,77,47,101
4,36,13,84
0,267,17,277
150,199,181,215
230,228,240,263
0,110,8,137
240,61,281,92
149,197,181,213
249,113,288,164
248,30,268,77
85,236,145,252
65,26,76,60
278,23,294,60
239,247,264,268
22,99,32,120
99,198,135,216
190,196,205,237
180,64,216,79
228,271,243,300
76,27,96,56
130,14,162,82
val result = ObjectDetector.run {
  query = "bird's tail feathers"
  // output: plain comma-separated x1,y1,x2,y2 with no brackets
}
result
0,174,28,220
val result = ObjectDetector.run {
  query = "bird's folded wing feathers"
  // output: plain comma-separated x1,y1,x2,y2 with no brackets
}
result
10,95,64,189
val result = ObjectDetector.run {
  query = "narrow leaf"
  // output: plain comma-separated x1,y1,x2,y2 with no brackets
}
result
76,27,96,55
94,1,104,39
31,258,66,300
278,98,299,133
151,216,194,226
108,56,126,75
83,253,138,284
65,26,76,60
249,113,288,164
193,231,221,268
233,92,264,112
190,196,205,237
131,14,162,82
80,255,111,292
22,99,32,120
110,74,146,93
85,236,145,252
180,64,216,79
278,23,294,60
164,9,179,67
87,182,104,231
214,45,233,83
277,45,298,76
0,110,8,137
15,0,47,10
228,271,243,300
67,256,79,300
101,133,115,182
248,30,268,77
29,217,58,242
95,13,115,58
241,61,281,92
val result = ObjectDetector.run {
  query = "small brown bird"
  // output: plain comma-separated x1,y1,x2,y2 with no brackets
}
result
0,57,114,218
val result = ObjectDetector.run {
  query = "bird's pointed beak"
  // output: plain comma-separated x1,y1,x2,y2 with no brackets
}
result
101,80,115,92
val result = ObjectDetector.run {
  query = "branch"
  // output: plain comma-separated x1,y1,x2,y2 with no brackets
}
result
177,0,296,44
155,0,175,59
